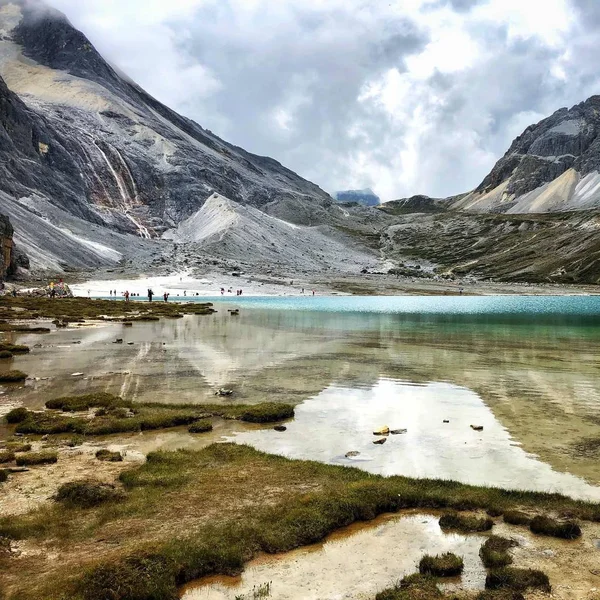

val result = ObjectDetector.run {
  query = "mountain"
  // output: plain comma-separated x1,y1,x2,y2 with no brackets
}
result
454,96,600,213
334,189,380,207
379,195,453,214
0,0,336,272
163,193,376,273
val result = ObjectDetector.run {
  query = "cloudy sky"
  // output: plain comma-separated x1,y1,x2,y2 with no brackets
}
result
45,0,600,202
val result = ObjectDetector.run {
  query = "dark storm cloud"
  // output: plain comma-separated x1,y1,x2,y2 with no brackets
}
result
42,0,600,201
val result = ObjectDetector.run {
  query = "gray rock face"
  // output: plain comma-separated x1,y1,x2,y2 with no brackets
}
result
0,213,13,280
0,0,333,244
454,96,600,213
334,189,381,207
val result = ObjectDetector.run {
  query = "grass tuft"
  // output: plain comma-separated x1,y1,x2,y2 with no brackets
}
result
480,536,516,569
502,511,531,526
419,552,464,577
439,511,494,533
189,420,213,434
0,451,15,464
15,451,58,466
0,370,27,382
55,480,124,508
485,567,550,592
95,449,123,462
376,573,442,600
529,515,581,540
3,442,32,453
0,343,29,354
239,403,294,423
0,350,13,359
46,393,128,412
5,407,29,424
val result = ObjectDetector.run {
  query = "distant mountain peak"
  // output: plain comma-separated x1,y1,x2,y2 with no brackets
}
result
334,188,380,207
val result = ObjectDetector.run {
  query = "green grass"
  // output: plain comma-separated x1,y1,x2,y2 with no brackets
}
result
376,574,442,600
529,515,581,539
502,511,531,526
188,420,213,434
55,481,124,508
0,370,27,383
239,403,294,423
485,568,550,592
46,393,130,412
0,350,13,359
0,450,15,464
12,400,295,436
15,451,58,466
0,324,51,333
1,444,599,600
0,343,29,354
95,450,123,462
439,511,494,532
4,407,29,424
419,552,464,577
3,442,32,453
479,536,516,569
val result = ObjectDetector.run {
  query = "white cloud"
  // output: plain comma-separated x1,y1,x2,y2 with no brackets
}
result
43,0,600,201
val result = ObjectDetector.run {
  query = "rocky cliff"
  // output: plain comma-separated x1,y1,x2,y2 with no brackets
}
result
0,213,13,281
454,96,600,213
0,0,335,272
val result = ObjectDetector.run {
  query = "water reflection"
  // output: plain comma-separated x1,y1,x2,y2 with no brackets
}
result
181,514,489,600
2,303,600,492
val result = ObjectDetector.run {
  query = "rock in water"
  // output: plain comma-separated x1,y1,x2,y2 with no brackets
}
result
373,438,387,445
470,425,484,432
345,451,360,458
373,426,390,436
273,425,287,432
390,429,407,435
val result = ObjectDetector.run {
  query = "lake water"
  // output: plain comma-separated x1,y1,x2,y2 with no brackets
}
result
2,296,600,498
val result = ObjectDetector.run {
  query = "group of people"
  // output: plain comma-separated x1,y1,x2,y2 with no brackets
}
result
220,288,244,296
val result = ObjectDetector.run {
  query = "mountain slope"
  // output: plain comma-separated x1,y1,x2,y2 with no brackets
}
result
454,96,600,213
163,193,377,273
0,0,333,248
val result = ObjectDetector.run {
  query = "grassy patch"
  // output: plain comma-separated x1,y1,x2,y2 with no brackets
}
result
0,343,29,354
56,481,124,508
419,552,464,577
439,511,494,533
239,403,295,423
15,411,84,435
0,324,50,333
3,442,32,453
1,444,599,600
376,574,442,600
529,515,582,539
15,451,58,466
0,370,27,382
476,592,525,600
0,469,7,483
502,511,531,526
46,393,129,412
189,420,213,434
0,296,215,322
480,536,516,569
0,451,15,464
5,407,29,424
95,450,123,462
485,568,550,592
0,350,12,359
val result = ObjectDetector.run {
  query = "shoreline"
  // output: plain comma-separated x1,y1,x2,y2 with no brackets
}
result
66,270,600,299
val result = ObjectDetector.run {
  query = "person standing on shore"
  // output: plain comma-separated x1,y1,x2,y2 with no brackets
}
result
163,292,169,302
124,291,130,302
148,289,154,302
